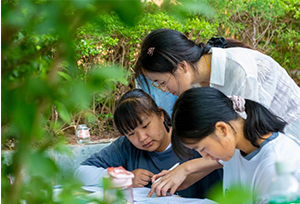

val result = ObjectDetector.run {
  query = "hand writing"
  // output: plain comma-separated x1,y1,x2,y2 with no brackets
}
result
147,164,187,197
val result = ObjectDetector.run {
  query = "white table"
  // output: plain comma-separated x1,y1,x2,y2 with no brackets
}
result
81,186,217,204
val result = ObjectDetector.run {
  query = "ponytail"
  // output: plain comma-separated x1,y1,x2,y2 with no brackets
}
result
243,99,287,147
206,37,254,50
206,37,227,48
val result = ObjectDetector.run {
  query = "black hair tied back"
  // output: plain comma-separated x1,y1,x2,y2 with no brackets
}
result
207,37,227,48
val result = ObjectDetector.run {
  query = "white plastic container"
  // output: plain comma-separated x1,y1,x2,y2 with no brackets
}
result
103,166,134,204
268,161,300,203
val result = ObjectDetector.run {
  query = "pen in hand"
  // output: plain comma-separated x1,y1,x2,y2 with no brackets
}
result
152,162,180,184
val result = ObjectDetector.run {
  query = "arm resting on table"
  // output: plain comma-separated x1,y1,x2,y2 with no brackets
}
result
74,165,107,186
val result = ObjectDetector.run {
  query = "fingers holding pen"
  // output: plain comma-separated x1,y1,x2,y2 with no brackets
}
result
151,170,169,183
147,173,177,197
147,163,188,197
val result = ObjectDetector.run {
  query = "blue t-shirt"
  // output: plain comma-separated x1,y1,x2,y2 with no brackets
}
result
82,136,223,198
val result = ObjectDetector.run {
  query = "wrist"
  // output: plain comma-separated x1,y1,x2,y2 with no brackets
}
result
185,158,211,174
183,159,198,175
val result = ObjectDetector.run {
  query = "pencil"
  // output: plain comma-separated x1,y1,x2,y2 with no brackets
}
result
152,162,180,184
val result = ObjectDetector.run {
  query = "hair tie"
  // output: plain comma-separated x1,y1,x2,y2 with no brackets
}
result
229,95,245,112
147,47,155,56
207,37,227,48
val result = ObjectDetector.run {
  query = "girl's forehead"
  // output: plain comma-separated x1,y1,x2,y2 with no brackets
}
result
182,136,210,147
183,138,200,145
136,112,155,123
146,72,170,81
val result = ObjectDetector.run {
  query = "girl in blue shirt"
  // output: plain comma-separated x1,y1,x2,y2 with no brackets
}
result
74,89,222,198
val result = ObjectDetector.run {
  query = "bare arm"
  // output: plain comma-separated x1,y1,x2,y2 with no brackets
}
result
148,158,222,197
74,165,107,186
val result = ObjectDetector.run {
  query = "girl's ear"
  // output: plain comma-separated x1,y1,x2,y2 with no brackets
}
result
178,61,189,73
158,107,165,121
214,121,229,138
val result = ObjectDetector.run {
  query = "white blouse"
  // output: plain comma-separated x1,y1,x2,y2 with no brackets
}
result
210,47,300,137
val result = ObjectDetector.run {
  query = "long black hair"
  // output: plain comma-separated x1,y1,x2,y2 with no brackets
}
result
135,28,252,91
114,89,171,135
171,87,287,158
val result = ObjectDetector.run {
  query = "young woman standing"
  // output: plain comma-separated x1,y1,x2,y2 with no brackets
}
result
135,29,300,137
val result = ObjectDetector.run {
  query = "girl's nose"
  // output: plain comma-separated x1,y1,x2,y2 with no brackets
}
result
199,152,210,160
137,130,147,141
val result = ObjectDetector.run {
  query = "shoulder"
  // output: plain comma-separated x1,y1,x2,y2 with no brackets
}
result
211,47,259,77
270,132,300,149
259,132,300,167
96,136,137,156
212,47,269,65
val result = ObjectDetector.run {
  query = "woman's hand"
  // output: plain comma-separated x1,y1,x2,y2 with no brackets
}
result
151,170,169,183
131,169,154,187
147,158,222,197
147,164,188,197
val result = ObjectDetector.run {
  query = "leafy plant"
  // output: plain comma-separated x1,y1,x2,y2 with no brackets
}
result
1,0,140,203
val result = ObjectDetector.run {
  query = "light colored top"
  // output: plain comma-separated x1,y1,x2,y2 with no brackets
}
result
222,132,300,203
138,47,300,137
210,47,300,137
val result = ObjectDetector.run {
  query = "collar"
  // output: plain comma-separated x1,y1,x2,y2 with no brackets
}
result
244,132,279,160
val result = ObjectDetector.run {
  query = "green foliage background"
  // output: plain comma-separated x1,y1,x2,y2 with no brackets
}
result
1,0,299,203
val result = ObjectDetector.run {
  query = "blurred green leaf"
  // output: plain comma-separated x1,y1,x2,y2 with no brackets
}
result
87,66,128,91
57,71,73,82
208,183,252,204
27,151,58,177
55,101,72,123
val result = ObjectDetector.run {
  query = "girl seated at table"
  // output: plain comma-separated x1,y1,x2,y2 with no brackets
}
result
148,87,300,203
74,89,222,198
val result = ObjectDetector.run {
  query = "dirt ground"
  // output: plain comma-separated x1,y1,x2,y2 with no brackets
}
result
2,128,121,150
67,129,120,145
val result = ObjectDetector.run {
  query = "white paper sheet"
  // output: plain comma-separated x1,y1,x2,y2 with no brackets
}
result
81,186,217,204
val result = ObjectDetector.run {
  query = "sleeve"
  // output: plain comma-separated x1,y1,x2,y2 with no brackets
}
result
135,76,177,117
80,137,128,168
226,50,278,109
73,165,107,186
226,58,260,103
73,137,130,186
212,48,260,104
